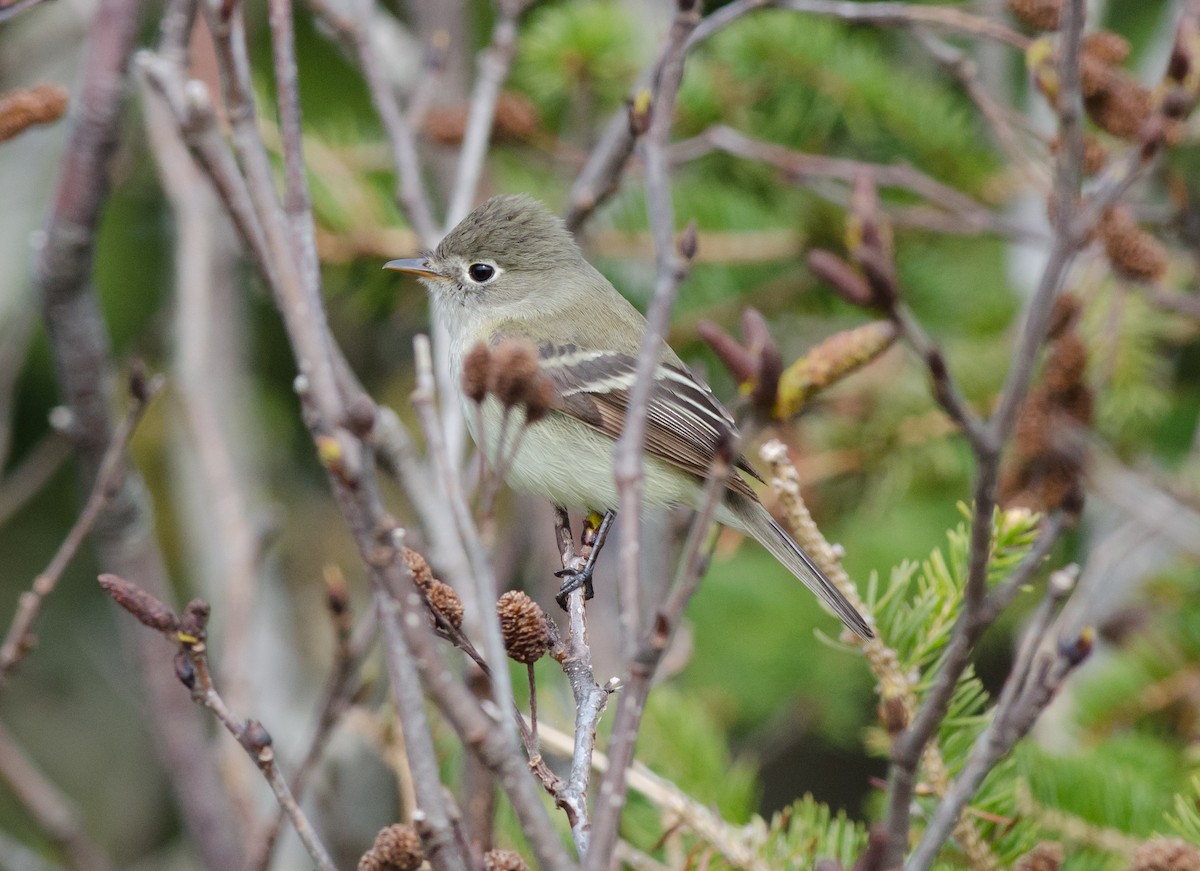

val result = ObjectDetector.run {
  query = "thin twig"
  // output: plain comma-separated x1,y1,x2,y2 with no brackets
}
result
881,1,1089,862
0,374,162,695
612,0,701,662
671,125,1039,243
586,453,729,871
411,335,518,738
305,0,439,246
247,601,376,871
0,432,71,529
689,0,1028,49
443,0,530,229
97,578,339,871
552,509,616,858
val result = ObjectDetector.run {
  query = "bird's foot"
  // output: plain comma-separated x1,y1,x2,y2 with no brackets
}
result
554,566,594,608
553,509,614,610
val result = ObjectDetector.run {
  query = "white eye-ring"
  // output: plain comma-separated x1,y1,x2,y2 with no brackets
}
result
466,261,500,284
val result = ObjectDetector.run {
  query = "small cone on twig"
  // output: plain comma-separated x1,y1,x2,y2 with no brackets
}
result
1008,0,1061,32
1001,312,1092,515
1100,207,1169,283
1130,837,1200,871
484,849,529,871
357,823,424,871
497,591,552,664
427,579,464,630
402,547,435,588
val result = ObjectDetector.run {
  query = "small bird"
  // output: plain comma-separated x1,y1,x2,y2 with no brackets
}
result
386,195,872,639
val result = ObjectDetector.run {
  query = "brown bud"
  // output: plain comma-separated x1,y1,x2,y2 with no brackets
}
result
402,547,435,588
490,339,540,408
1086,77,1153,140
697,319,756,385
1047,293,1080,340
523,376,556,425
1083,31,1130,66
1100,207,1169,282
345,394,377,438
174,651,196,690
357,853,385,871
179,600,210,645
427,579,464,631
1130,836,1200,871
243,720,272,752
368,824,425,871
1167,17,1200,85
808,249,874,308
878,695,908,736
743,307,782,415
492,91,540,143
98,573,179,633
1014,841,1064,871
323,565,349,617
462,342,492,404
677,220,699,261
847,173,890,261
497,590,551,664
0,83,69,143
1008,0,1061,32
484,849,530,871
1060,625,1094,666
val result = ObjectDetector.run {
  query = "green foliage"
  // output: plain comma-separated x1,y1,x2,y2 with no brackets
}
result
1083,284,1176,450
758,795,869,869
512,1,647,133
1168,775,1200,843
678,12,996,191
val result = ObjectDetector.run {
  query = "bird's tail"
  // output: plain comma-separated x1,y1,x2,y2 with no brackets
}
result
730,498,874,640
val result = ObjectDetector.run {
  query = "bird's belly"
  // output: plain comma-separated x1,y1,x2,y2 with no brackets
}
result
466,397,705,512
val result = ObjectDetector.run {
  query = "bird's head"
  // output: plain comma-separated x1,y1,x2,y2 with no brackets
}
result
385,195,584,311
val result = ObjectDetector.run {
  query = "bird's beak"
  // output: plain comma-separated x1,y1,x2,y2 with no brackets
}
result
384,258,441,279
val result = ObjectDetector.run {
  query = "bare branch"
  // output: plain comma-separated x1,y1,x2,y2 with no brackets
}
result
98,578,339,871
671,125,1040,243
0,373,162,693
612,1,701,661
444,0,530,228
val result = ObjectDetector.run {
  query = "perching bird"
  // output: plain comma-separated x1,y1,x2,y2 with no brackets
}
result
386,194,872,639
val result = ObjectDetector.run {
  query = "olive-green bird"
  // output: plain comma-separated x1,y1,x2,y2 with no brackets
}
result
387,194,872,639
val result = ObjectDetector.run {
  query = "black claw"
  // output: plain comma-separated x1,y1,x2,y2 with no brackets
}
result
554,568,595,609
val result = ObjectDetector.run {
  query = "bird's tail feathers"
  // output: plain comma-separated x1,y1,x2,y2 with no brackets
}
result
739,502,874,640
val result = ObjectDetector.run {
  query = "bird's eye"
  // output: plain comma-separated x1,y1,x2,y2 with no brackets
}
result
468,263,495,283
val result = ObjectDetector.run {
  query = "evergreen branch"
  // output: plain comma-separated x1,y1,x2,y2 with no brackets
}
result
761,440,999,871
883,1,1090,862
909,567,1085,871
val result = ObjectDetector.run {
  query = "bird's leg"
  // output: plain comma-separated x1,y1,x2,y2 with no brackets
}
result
554,509,615,609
